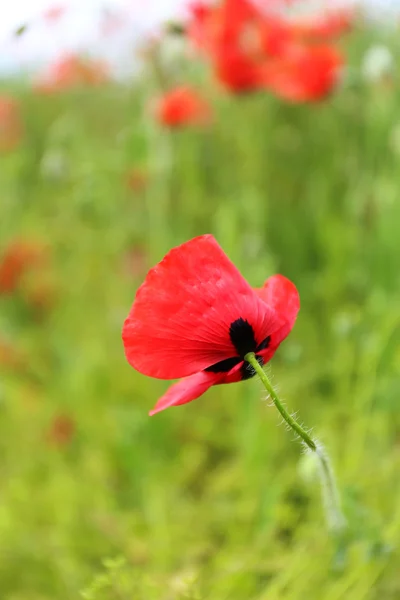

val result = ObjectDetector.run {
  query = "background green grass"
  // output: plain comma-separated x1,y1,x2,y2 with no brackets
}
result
1,30,400,599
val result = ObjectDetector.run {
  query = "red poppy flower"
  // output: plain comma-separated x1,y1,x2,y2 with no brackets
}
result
263,44,343,103
154,87,211,128
186,1,347,100
0,240,46,294
122,235,299,415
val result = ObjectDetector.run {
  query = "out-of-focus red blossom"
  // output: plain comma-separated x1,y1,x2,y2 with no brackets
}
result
35,54,109,93
155,86,212,127
0,95,23,152
46,414,75,448
0,240,47,295
42,4,65,23
263,44,343,102
186,0,350,100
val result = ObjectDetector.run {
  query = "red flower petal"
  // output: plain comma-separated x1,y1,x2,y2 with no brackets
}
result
123,234,279,380
263,44,342,103
255,274,300,354
214,46,266,93
149,371,223,415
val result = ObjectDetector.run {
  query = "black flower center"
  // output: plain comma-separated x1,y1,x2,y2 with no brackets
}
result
205,317,270,379
229,317,257,357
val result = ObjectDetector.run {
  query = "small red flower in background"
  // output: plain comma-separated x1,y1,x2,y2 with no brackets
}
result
0,240,47,295
122,235,299,415
0,95,23,153
46,414,75,447
263,44,343,103
35,54,109,93
154,87,212,127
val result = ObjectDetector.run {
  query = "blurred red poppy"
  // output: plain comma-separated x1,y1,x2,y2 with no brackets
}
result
122,235,299,415
154,86,212,127
0,96,23,152
186,1,348,100
0,240,46,295
263,44,343,102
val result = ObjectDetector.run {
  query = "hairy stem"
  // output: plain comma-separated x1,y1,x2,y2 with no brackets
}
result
244,352,346,534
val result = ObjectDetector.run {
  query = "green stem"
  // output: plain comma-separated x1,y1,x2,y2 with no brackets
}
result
245,352,316,451
244,352,346,534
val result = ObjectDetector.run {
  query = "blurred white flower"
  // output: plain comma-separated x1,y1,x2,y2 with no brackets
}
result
40,148,68,180
159,34,187,68
361,45,394,82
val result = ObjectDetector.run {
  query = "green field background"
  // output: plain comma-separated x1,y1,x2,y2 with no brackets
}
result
1,29,400,600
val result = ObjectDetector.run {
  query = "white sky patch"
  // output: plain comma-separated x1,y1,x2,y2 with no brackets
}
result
0,0,194,74
0,0,399,75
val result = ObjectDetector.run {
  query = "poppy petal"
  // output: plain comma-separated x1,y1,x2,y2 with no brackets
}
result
149,371,223,415
123,234,279,379
255,274,300,354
